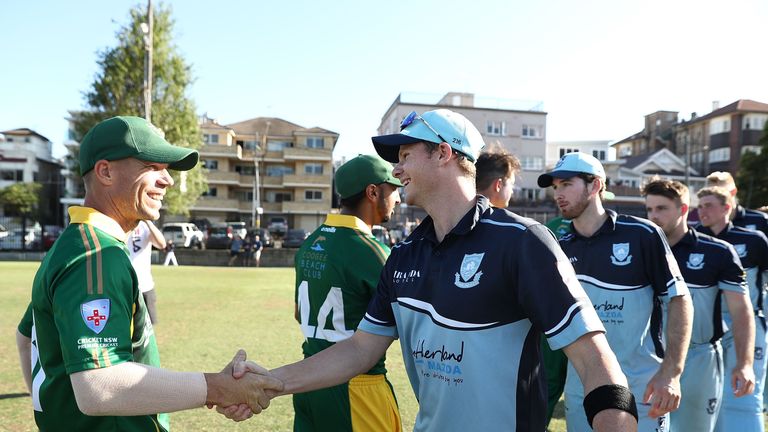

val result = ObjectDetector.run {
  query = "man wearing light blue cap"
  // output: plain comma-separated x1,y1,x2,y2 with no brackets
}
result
539,152,693,432
226,110,639,430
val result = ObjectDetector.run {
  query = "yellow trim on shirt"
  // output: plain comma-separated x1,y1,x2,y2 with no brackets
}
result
68,206,128,242
324,214,372,234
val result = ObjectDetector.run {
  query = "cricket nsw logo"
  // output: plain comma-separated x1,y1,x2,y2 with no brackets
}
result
454,253,484,288
686,253,705,270
81,299,110,334
610,243,632,266
734,244,747,258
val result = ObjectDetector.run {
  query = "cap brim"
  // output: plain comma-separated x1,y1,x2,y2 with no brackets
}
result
372,134,424,163
141,145,200,171
537,170,584,188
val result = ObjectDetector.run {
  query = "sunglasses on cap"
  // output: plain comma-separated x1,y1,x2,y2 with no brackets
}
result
400,111,448,145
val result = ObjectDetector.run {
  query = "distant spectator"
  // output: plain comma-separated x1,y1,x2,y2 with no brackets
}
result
163,239,178,266
228,234,243,266
252,235,263,267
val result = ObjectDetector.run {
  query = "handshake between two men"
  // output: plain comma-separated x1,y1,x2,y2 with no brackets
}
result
205,350,285,422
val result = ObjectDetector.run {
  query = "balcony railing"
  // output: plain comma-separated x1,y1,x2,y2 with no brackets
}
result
282,201,330,213
283,147,332,160
206,171,240,184
283,174,331,187
200,144,242,159
192,196,239,211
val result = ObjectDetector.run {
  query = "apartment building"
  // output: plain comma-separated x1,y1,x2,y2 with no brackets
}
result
377,92,548,201
612,100,768,176
546,140,614,167
196,115,338,231
0,128,64,225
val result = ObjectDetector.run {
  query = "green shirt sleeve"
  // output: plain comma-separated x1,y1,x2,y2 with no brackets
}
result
18,303,33,337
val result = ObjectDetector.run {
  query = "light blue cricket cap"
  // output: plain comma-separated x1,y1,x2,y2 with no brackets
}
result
372,109,485,163
537,152,606,187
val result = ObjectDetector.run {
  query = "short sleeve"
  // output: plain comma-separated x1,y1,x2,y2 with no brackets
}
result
18,303,33,337
518,224,604,350
719,243,748,294
643,224,688,300
54,246,138,374
359,262,398,339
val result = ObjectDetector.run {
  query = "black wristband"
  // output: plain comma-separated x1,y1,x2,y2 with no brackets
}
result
583,384,638,427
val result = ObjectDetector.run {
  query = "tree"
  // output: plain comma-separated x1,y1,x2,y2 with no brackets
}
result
70,3,206,215
0,182,42,218
737,123,768,209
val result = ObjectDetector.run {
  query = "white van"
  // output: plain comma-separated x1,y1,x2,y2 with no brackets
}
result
162,223,204,248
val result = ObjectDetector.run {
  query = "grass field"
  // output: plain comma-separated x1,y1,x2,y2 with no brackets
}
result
0,262,574,431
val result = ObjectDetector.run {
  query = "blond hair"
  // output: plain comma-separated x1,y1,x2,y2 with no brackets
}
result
706,171,736,190
696,186,733,207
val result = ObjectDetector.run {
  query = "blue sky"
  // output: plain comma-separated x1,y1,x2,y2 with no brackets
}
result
2,0,767,160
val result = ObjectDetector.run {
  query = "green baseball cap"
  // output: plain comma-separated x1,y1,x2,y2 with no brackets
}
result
79,116,199,175
335,154,403,199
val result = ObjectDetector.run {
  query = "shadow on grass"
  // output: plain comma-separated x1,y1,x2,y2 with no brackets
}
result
0,393,29,400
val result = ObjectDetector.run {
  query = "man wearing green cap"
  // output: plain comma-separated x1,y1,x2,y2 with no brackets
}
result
15,116,282,431
292,154,403,432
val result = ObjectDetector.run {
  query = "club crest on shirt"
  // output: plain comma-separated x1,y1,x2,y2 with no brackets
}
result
706,398,718,415
455,253,484,288
610,243,632,266
686,253,705,270
81,299,110,334
733,244,747,258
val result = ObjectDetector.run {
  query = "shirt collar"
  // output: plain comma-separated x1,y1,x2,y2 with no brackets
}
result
68,206,128,242
572,209,618,239
324,213,372,235
734,205,747,221
419,196,489,244
675,228,698,249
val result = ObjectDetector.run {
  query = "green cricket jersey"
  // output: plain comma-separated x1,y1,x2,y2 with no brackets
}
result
294,214,390,375
21,206,167,431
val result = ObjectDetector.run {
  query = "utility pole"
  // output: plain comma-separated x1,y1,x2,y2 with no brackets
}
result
141,0,153,121
252,121,270,228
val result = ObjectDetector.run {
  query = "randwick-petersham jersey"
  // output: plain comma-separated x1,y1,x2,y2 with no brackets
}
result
697,223,768,321
672,229,747,344
360,197,604,431
558,210,688,399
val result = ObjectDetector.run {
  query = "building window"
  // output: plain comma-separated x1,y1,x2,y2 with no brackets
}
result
203,134,219,144
305,190,323,201
592,150,606,161
0,170,24,181
486,121,506,136
202,187,217,197
520,156,543,170
267,191,292,203
6,137,13,142
708,148,731,163
267,140,292,151
235,165,255,175
520,188,539,201
304,163,323,175
266,165,294,176
559,148,578,157
202,160,218,170
306,137,324,148
242,140,258,151
522,124,541,138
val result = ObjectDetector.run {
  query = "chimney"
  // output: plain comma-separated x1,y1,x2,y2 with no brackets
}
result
712,101,720,111
690,112,697,120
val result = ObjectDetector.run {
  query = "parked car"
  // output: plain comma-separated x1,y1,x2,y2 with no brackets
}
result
0,223,8,239
0,227,41,250
282,228,308,248
206,224,232,249
247,228,274,248
267,217,288,236
42,225,65,250
162,223,204,248
226,221,247,239
189,218,213,239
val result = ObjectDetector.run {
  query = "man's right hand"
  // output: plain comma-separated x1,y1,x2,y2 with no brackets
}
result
204,350,284,419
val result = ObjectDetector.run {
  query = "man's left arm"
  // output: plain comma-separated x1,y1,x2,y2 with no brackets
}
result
16,330,32,393
643,294,692,417
144,220,166,249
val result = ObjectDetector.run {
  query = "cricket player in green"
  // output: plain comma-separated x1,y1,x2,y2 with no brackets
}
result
293,154,403,431
15,116,281,431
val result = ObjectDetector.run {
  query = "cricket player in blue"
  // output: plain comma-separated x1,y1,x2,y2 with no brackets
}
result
226,109,639,431
644,179,755,431
539,152,693,432
706,171,768,239
696,186,768,431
